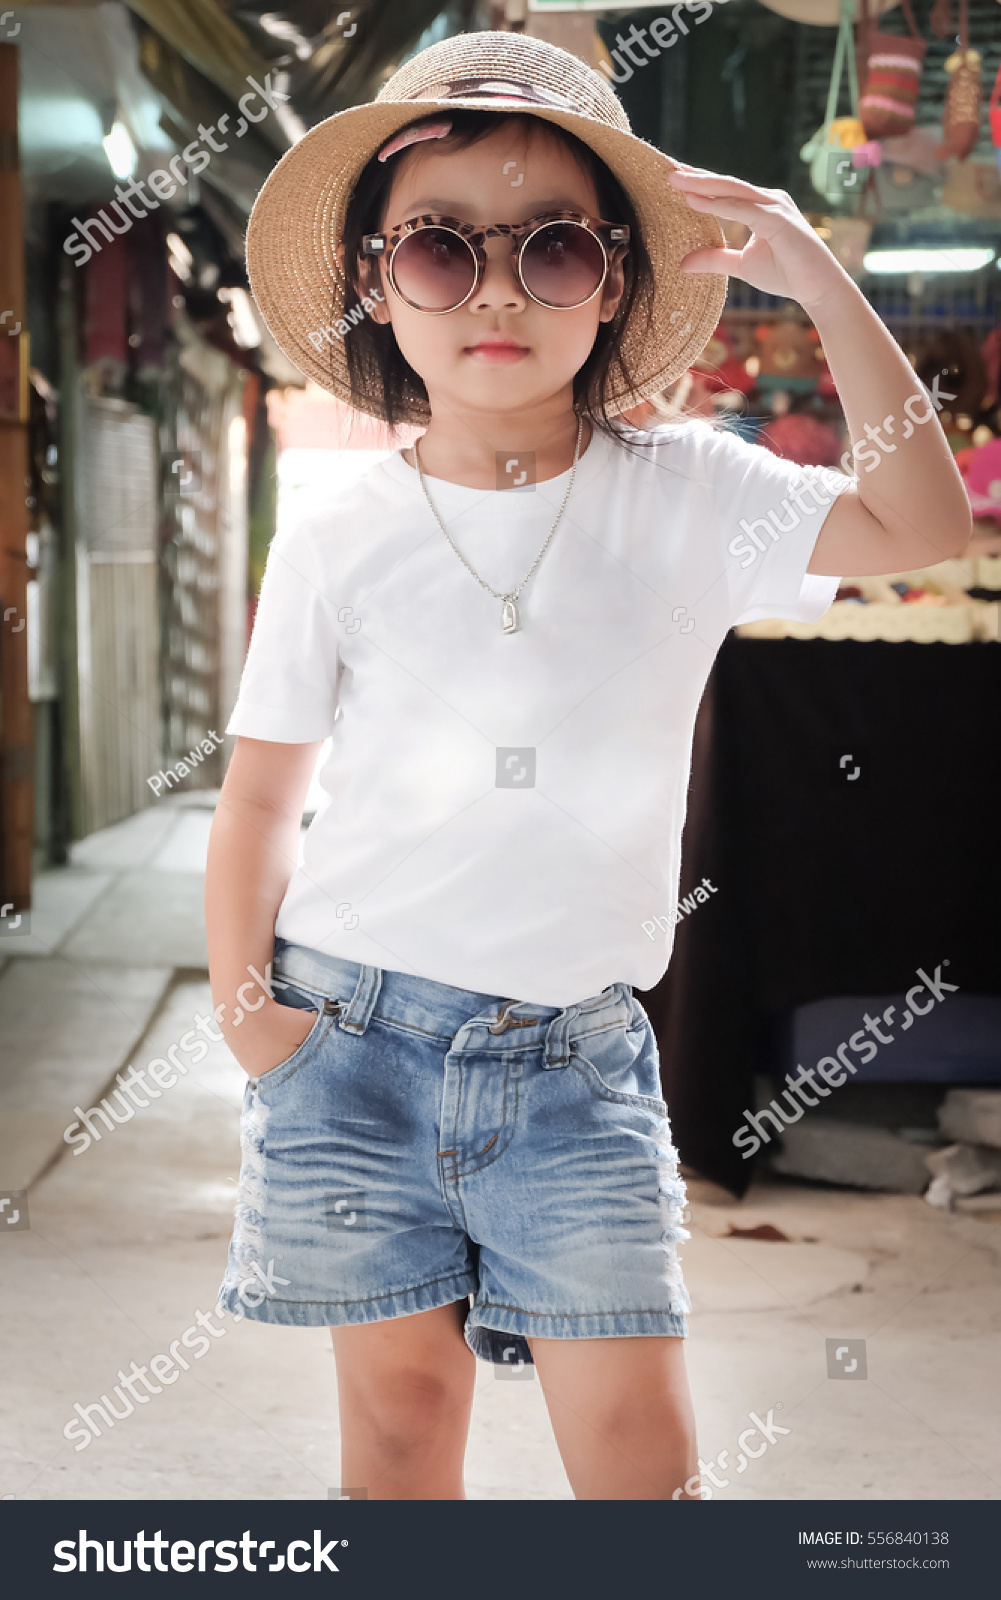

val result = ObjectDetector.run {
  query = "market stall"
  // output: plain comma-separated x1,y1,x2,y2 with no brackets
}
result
638,0,1001,1195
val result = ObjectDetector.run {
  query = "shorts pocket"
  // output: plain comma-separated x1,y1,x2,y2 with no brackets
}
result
570,1020,668,1115
252,1001,338,1096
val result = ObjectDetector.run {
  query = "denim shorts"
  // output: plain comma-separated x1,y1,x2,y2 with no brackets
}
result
217,940,690,1366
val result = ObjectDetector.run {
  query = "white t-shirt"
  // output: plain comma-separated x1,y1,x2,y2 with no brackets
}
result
227,422,843,1005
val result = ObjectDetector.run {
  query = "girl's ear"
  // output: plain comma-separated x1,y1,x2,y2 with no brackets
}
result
356,252,393,324
598,246,627,323
362,263,393,324
335,241,393,324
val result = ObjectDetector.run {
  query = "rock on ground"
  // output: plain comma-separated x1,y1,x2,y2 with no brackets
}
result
768,1120,931,1194
938,1091,1001,1151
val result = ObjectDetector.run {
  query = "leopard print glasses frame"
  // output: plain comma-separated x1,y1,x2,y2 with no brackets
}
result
361,210,630,313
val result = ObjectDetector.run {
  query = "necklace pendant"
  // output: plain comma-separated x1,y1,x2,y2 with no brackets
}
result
501,598,520,634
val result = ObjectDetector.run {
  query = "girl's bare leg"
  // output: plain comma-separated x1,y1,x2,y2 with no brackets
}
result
331,1300,476,1500
526,1334,699,1500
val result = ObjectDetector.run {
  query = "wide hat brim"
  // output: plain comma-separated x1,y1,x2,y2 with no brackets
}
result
246,31,728,423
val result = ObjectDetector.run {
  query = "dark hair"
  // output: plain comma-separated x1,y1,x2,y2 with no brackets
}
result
338,111,655,435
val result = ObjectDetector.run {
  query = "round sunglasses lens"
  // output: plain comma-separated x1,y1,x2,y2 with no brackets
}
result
392,228,476,311
520,223,605,308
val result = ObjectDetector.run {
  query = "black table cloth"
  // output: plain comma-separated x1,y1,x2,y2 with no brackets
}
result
641,636,1001,1196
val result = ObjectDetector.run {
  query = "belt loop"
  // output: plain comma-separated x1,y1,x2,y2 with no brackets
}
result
338,964,382,1035
544,1003,578,1069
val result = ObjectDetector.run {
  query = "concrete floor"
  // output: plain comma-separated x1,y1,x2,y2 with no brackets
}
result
1,799,999,1501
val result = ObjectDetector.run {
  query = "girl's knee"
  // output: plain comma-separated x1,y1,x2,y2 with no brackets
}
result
588,1390,696,1455
342,1365,471,1451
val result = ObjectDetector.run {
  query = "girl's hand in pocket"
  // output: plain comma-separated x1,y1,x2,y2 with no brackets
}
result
228,999,320,1080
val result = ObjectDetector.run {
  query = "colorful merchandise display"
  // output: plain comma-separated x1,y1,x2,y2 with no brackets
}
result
859,0,927,139
934,0,983,159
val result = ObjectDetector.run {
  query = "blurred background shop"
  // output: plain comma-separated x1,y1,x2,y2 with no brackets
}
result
1,0,1000,1211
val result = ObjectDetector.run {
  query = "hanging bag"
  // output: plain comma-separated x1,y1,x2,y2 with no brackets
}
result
941,158,1001,217
800,0,865,204
874,158,938,212
932,0,982,161
858,0,927,140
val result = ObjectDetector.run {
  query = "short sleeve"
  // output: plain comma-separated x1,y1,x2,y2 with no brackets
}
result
705,426,846,626
226,513,341,743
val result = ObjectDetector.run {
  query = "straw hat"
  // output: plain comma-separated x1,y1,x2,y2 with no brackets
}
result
245,30,727,422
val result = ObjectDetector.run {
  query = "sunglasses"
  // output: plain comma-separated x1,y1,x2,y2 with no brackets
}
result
361,210,630,314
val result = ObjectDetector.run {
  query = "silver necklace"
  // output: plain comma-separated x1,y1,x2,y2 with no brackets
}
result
414,416,584,634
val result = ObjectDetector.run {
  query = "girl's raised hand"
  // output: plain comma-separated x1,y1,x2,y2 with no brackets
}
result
668,164,850,314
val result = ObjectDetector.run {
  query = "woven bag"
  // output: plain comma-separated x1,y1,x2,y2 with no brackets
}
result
859,0,927,139
800,0,865,202
941,158,1001,217
932,0,982,161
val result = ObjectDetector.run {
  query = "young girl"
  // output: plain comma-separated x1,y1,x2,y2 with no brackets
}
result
207,31,969,1501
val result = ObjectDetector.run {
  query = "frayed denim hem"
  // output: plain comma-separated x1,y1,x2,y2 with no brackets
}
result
214,1271,477,1329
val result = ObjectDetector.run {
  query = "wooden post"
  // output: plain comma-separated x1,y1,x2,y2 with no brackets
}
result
55,243,84,851
0,41,32,913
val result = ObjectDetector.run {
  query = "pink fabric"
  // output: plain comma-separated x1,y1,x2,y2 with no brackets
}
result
863,94,916,115
968,494,1001,521
758,414,842,468
378,120,453,163
880,127,942,174
963,437,1001,520
867,53,922,72
851,141,882,168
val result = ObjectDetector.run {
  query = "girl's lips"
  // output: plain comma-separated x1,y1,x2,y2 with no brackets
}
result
464,341,530,364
